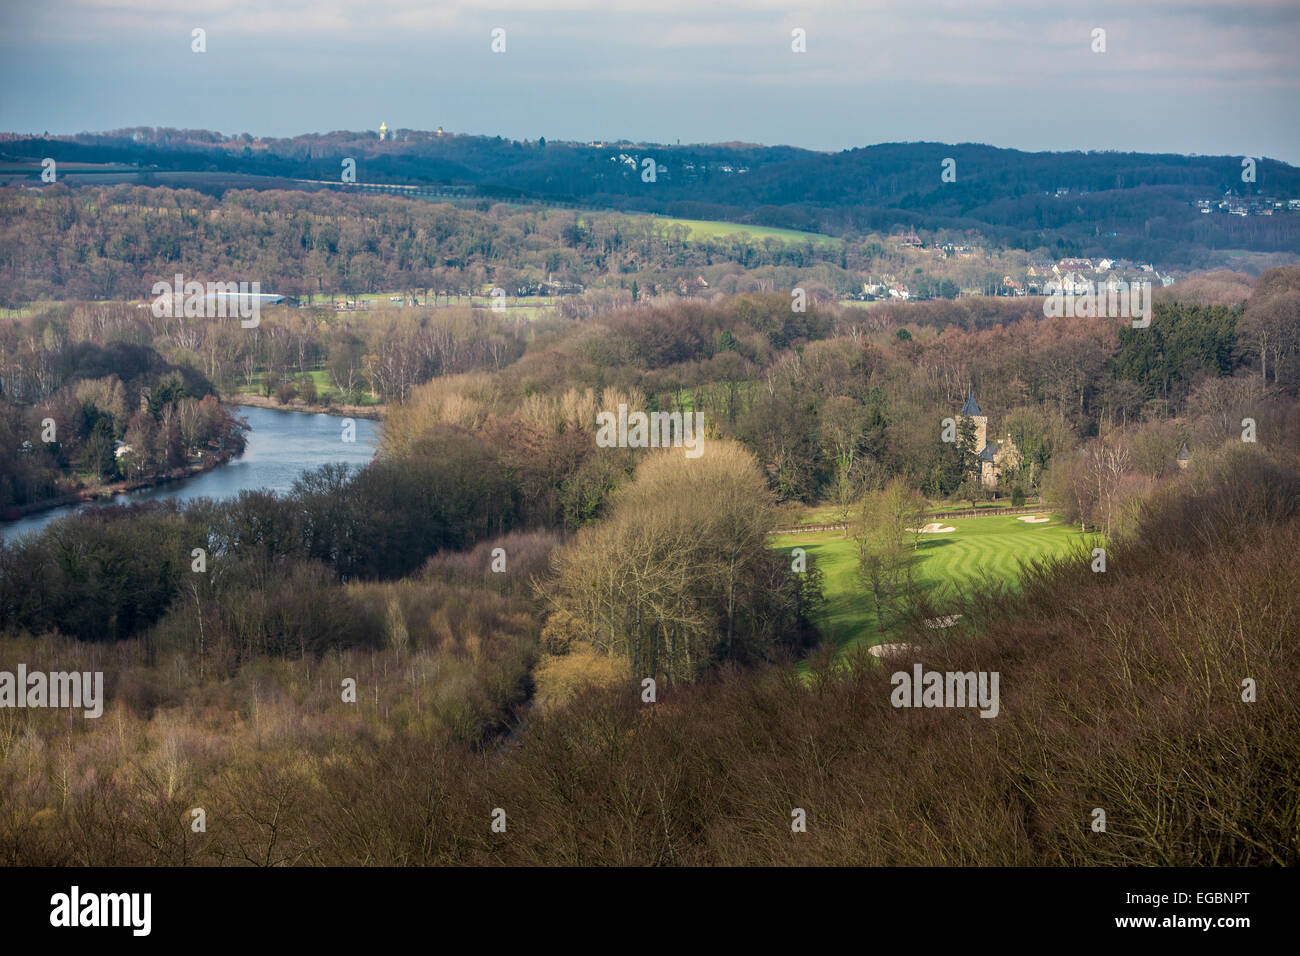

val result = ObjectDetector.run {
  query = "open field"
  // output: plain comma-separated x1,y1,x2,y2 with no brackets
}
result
646,215,842,247
772,513,1097,654
232,366,382,406
0,304,49,319
301,291,562,318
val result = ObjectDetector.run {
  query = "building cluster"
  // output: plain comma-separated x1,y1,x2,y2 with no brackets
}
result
1019,258,1176,296
1193,193,1300,217
861,278,912,300
883,230,1183,298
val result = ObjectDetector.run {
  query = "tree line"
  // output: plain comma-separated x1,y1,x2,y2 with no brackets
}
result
11,129,1300,262
0,338,246,509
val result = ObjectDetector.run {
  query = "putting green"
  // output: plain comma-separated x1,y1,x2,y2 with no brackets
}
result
772,514,1097,654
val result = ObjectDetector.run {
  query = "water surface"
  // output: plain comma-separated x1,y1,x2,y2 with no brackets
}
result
1,405,381,542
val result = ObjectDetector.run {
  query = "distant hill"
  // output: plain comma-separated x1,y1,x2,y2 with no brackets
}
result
4,128,1299,262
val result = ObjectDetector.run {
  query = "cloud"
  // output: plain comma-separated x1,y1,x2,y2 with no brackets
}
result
2,0,1295,161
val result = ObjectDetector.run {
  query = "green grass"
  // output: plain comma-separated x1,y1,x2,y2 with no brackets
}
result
648,215,842,248
0,301,60,319
552,208,840,247
772,513,1097,656
232,367,382,406
778,503,850,526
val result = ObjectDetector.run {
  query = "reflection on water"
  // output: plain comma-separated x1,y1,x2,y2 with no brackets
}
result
1,405,381,542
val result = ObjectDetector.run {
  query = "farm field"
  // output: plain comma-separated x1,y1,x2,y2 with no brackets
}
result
772,512,1097,655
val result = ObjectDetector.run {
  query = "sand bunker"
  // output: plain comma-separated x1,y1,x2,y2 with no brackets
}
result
924,614,963,629
906,522,956,533
867,643,919,659
1017,515,1050,523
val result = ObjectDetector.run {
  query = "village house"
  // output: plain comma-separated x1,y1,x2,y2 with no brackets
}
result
541,278,585,296
1055,272,1091,295
1053,258,1093,275
676,275,711,297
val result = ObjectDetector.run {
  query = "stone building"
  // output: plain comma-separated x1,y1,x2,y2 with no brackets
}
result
960,392,1022,489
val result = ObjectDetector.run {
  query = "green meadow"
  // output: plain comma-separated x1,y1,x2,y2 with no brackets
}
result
772,513,1097,655
233,367,382,406
648,215,842,248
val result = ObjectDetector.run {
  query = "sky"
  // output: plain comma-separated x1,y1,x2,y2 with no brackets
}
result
2,0,1299,163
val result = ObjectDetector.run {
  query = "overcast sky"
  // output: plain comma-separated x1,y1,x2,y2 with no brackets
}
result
2,0,1298,162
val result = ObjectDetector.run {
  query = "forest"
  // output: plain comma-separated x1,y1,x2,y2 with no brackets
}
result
6,129,1300,265
0,334,247,511
0,184,852,307
0,172,1297,865
4,257,1298,517
0,273,1295,863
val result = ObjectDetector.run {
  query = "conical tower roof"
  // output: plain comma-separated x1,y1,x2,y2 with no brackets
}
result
961,392,982,417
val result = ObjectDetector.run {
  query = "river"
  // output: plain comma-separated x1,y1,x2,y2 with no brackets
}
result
0,405,382,543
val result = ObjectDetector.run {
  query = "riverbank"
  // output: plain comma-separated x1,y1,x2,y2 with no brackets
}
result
1,405,383,542
0,444,244,524
229,394,386,420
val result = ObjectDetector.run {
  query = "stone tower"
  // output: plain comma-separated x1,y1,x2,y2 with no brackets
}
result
961,392,987,451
